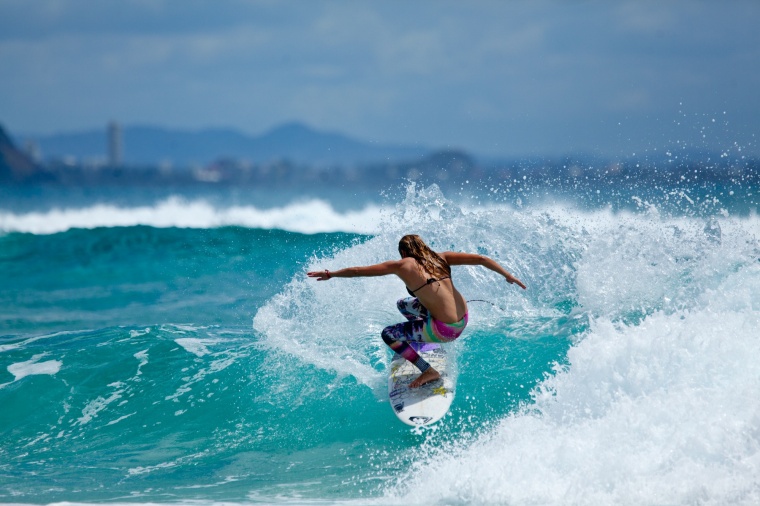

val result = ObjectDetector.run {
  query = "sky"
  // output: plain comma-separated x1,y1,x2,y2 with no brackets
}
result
1,0,759,158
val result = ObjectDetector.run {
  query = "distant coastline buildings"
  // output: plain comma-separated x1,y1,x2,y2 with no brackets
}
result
108,121,123,167
1,120,757,213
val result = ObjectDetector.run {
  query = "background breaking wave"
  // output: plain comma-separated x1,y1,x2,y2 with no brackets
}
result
0,196,385,235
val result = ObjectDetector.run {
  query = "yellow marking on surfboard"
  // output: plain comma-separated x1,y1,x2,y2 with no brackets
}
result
432,386,447,396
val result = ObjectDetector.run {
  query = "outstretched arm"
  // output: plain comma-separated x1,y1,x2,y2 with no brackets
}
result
441,252,527,289
307,260,403,281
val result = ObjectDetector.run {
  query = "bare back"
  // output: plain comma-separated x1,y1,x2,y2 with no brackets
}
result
396,255,467,323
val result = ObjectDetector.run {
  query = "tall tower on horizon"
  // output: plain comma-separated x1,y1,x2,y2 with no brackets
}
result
108,121,123,167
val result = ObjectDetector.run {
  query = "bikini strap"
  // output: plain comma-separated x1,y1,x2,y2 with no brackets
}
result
407,276,451,295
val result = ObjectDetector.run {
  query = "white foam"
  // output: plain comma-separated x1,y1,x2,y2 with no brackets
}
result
250,185,760,503
376,194,760,505
75,381,126,426
391,295,760,504
129,327,151,338
166,339,247,402
105,413,136,426
6,354,62,381
175,338,217,357
0,196,386,235
0,330,79,354
127,451,207,476
234,183,760,502
134,349,149,376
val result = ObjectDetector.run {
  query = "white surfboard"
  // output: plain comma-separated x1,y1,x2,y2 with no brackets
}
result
388,342,455,426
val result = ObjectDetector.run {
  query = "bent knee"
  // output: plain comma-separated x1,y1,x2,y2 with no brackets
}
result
381,326,396,345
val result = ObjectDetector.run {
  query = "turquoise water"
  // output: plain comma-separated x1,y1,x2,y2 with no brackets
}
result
1,183,759,504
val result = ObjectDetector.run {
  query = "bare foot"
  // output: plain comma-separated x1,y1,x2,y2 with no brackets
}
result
409,367,440,388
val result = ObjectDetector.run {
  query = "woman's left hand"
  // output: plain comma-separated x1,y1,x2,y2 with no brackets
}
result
506,273,527,290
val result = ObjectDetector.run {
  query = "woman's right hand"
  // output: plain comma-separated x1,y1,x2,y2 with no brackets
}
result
307,270,331,281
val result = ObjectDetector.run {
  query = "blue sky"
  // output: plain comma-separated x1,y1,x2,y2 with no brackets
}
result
1,0,759,158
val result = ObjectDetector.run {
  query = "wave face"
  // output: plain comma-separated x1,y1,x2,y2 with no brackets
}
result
1,184,759,504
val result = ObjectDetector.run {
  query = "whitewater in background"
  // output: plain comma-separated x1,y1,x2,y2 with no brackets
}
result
0,196,386,235
1,182,759,505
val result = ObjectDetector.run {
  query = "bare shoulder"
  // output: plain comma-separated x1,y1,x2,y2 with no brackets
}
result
396,257,419,271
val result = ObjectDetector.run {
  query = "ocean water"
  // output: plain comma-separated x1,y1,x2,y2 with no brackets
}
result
1,180,759,505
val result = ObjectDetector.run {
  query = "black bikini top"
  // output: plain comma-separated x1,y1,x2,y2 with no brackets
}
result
406,276,451,297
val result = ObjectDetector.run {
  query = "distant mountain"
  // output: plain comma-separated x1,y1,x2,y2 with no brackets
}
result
17,122,430,167
0,124,43,182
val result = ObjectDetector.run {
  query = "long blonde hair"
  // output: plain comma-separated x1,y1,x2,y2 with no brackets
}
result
398,234,450,279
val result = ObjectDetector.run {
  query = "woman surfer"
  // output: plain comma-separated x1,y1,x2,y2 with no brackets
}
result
307,234,526,388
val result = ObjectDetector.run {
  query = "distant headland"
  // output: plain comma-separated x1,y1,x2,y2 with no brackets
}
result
1,122,757,198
